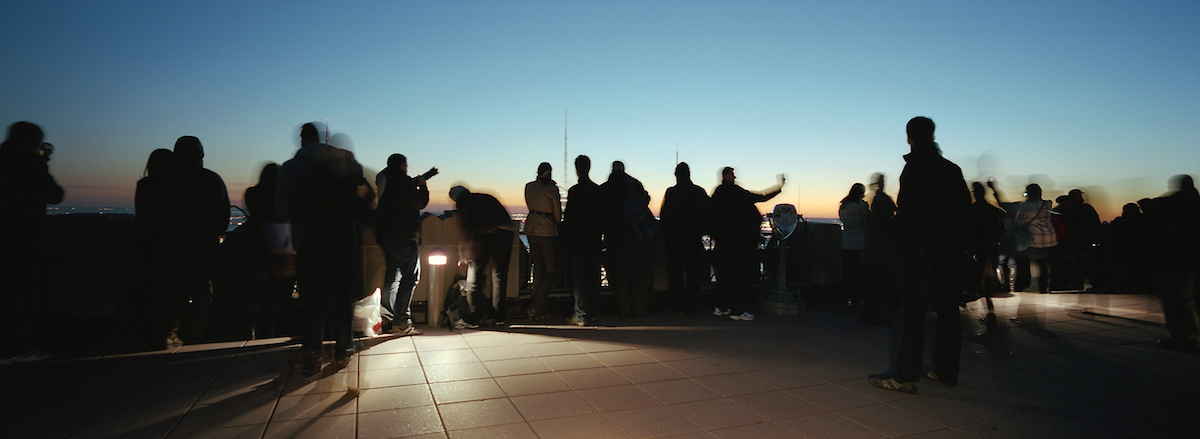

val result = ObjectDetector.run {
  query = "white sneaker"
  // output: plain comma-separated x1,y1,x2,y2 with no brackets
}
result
713,307,731,316
453,319,479,329
729,312,755,321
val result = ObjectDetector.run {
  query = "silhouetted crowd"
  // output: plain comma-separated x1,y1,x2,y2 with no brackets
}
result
1,119,1196,378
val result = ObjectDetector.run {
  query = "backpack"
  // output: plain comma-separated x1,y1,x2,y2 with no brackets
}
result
439,277,473,328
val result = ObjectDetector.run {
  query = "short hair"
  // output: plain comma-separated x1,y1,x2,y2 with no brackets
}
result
612,161,625,172
537,162,552,175
675,162,690,179
2,121,44,150
300,123,319,142
174,136,204,161
449,185,469,201
388,153,407,169
721,166,734,176
906,117,935,143
574,155,591,173
1025,183,1042,199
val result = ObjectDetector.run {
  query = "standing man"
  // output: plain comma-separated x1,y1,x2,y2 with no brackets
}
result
0,122,64,364
562,155,604,326
172,136,230,337
524,162,561,322
601,161,657,318
375,153,436,336
449,185,515,326
660,162,713,316
870,116,971,393
711,167,784,321
276,123,374,373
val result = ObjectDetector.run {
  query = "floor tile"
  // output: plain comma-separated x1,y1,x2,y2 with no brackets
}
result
483,357,551,377
175,396,278,431
447,423,539,439
664,358,737,377
472,345,534,362
638,379,722,405
528,413,628,439
670,398,767,430
359,352,421,370
537,353,606,371
887,394,994,426
590,349,655,367
775,413,887,439
424,361,491,383
510,390,596,421
577,384,663,412
710,422,802,439
438,398,524,431
605,405,701,439
165,424,268,439
265,413,357,439
555,367,632,389
495,372,572,397
836,403,945,437
274,391,361,420
357,383,435,412
67,407,189,439
612,362,685,383
358,405,445,439
524,341,586,357
693,373,774,397
430,378,504,404
729,390,824,420
419,348,480,366
788,383,877,411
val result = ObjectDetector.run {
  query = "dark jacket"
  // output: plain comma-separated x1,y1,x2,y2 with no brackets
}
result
454,192,511,243
895,142,971,248
0,145,63,231
660,181,712,242
562,178,604,253
600,170,652,244
711,181,780,245
375,167,429,243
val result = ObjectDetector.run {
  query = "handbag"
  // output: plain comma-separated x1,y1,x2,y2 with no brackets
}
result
1001,203,1041,254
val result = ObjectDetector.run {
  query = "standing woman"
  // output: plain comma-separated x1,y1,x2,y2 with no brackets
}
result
1001,184,1057,293
840,183,869,306
134,149,198,347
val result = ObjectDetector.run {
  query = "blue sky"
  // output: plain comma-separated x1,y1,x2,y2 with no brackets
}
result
3,0,1197,219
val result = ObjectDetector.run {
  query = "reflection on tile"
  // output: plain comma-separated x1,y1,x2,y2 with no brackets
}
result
431,378,504,404
495,372,572,397
358,406,444,439
438,398,524,431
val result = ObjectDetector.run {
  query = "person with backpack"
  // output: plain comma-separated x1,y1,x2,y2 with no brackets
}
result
600,161,657,318
276,123,374,373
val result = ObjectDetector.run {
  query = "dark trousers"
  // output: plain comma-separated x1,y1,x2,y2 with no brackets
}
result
465,230,512,323
569,250,602,320
716,239,758,315
380,239,420,327
527,236,559,315
297,243,357,355
666,235,708,313
1157,267,1199,347
896,244,961,384
608,240,654,317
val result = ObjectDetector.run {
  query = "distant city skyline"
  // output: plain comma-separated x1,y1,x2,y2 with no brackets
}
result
4,1,1197,221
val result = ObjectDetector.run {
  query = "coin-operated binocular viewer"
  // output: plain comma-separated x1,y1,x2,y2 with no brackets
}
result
759,204,805,315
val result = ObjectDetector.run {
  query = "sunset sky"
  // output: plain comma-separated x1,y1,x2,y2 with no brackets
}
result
3,1,1197,220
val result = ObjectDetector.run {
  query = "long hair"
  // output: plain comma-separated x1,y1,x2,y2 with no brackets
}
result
144,149,175,178
841,183,866,207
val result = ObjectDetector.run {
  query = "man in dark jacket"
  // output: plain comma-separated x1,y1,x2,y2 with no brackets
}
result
450,185,515,325
1143,175,1200,353
871,116,971,393
711,167,783,322
0,122,63,364
562,155,604,326
173,136,230,337
375,153,434,335
660,162,713,315
276,123,374,373
601,161,656,318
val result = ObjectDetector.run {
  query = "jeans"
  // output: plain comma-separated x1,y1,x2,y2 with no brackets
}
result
896,244,961,384
715,238,757,315
380,239,420,327
297,242,358,355
666,235,708,313
569,250,602,320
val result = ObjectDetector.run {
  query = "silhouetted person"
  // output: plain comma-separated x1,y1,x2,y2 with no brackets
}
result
276,123,374,373
375,153,435,336
1142,175,1200,353
1061,189,1101,290
999,183,1056,293
134,149,206,348
601,161,657,318
840,183,869,306
562,155,603,326
172,136,230,336
870,117,970,393
524,162,561,322
966,182,1005,296
862,173,897,327
1103,203,1148,294
711,166,783,322
241,163,293,339
449,185,514,326
0,122,63,364
660,162,713,316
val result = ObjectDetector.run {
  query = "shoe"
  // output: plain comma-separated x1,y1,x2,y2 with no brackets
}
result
526,308,555,322
869,377,917,394
453,319,479,329
713,307,731,316
567,316,587,326
390,323,423,336
333,349,353,369
729,312,755,321
1158,339,1200,353
923,370,957,387
167,333,184,347
297,352,322,374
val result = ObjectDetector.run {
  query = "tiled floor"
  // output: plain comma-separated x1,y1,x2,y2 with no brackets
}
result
4,292,1198,438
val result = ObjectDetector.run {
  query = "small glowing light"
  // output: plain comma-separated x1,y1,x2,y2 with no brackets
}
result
428,248,447,266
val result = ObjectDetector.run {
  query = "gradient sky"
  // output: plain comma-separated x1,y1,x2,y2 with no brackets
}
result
3,1,1197,220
